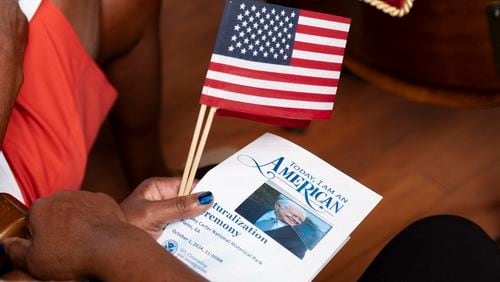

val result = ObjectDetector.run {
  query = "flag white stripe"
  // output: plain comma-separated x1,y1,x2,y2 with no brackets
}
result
295,33,347,48
202,87,334,110
292,50,344,64
298,16,350,32
211,54,340,79
206,70,337,95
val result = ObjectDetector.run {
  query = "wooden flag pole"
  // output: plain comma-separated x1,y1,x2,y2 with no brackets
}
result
183,106,217,195
178,105,207,196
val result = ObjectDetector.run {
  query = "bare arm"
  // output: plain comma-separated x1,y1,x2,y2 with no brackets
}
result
0,0,28,145
2,179,212,281
91,222,205,282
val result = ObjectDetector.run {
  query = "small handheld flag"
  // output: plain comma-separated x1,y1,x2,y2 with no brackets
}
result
179,0,351,195
201,0,351,126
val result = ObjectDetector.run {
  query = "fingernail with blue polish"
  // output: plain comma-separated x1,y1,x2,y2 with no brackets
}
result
0,243,5,255
198,192,213,205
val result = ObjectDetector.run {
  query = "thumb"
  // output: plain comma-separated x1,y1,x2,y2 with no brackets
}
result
2,237,31,270
147,191,214,225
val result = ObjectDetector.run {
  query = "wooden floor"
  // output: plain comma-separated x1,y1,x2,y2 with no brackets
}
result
84,1,500,281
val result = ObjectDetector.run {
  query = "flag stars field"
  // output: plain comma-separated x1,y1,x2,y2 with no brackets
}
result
229,3,299,62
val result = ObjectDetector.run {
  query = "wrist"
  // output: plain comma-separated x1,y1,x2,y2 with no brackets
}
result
85,222,140,280
87,223,165,281
88,223,203,282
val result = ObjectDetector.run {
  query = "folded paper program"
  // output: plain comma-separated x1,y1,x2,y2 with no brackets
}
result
360,0,415,17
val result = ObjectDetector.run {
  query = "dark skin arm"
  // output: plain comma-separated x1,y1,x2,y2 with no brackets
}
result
2,185,212,281
0,0,28,145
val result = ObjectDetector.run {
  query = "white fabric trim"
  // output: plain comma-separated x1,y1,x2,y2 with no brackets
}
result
0,151,25,204
18,0,42,22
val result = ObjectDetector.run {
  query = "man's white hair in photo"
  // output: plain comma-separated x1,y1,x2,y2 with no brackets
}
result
276,195,306,219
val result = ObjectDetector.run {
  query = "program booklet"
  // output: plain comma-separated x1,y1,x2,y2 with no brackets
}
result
157,133,382,281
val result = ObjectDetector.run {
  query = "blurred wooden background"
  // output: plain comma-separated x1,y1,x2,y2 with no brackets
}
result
84,0,500,281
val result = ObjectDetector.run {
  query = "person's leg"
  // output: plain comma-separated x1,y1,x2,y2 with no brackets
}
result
49,0,100,60
52,0,166,191
360,215,500,282
98,0,166,189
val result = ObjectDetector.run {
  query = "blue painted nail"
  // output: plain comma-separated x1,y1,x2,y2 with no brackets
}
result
0,243,5,255
198,192,213,205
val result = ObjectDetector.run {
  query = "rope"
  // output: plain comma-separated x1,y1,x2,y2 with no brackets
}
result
359,0,414,17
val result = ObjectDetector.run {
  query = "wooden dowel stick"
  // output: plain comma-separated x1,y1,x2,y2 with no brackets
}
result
178,105,207,196
183,106,217,195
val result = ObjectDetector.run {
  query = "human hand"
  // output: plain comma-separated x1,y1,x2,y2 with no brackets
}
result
120,177,214,239
1,191,131,280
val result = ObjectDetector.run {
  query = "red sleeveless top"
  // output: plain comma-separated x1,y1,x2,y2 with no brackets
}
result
2,0,117,206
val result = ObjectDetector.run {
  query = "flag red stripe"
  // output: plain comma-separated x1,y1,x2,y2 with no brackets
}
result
204,78,336,102
208,62,339,87
216,109,311,128
290,58,342,71
293,41,346,56
296,24,349,40
200,95,333,120
300,10,351,24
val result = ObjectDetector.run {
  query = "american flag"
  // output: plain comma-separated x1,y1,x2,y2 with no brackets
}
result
200,0,350,126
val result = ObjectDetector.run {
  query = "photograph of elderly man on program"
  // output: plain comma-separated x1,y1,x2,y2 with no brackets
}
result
235,181,331,259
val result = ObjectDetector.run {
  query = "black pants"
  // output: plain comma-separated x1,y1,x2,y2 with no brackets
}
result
360,215,500,282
